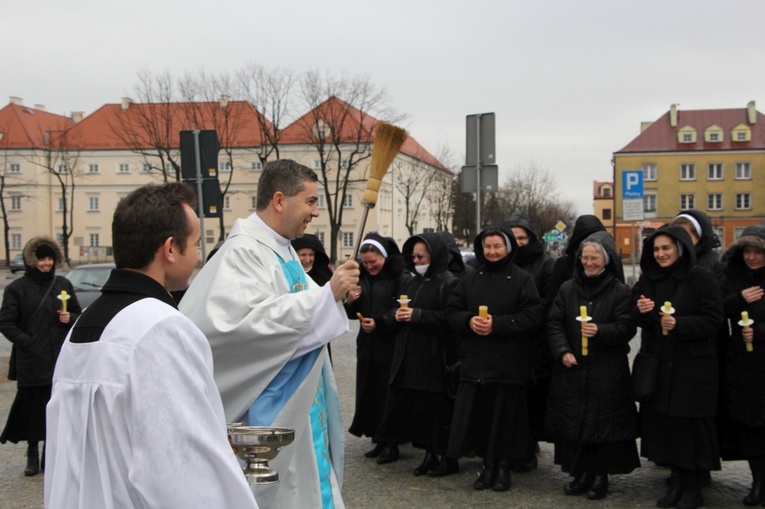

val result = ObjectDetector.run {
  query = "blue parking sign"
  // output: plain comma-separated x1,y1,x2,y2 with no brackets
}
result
622,171,644,199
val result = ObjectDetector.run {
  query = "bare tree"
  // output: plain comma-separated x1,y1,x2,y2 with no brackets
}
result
393,152,443,236
429,146,457,232
296,70,405,262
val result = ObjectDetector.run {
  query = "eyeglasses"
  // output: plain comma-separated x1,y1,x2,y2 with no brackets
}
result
411,254,427,260
514,235,529,241
579,256,604,263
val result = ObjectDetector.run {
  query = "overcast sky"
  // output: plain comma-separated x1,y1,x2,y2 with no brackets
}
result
3,0,765,217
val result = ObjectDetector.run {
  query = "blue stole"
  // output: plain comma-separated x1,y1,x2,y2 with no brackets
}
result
245,253,334,509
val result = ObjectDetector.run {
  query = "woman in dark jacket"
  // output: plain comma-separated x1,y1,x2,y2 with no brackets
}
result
0,236,81,476
439,225,543,491
291,233,333,287
719,223,765,505
375,232,460,476
505,211,555,471
545,231,639,500
345,233,409,463
633,226,724,509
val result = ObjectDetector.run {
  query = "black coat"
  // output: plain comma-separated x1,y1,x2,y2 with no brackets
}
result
632,226,724,418
545,232,638,444
387,233,459,394
721,225,765,427
447,225,544,385
0,269,80,387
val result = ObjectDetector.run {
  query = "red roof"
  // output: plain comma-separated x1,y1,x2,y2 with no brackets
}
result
617,107,765,153
67,100,272,150
0,104,73,149
281,96,447,171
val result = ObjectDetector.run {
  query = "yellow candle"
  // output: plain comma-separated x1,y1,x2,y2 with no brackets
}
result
662,301,672,335
58,290,69,313
580,305,589,356
479,306,488,319
400,295,409,308
743,311,754,352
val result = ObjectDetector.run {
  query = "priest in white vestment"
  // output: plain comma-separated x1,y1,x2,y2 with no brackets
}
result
180,160,360,509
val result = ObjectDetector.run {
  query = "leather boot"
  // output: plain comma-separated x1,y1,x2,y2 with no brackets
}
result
413,451,439,476
744,471,765,506
376,444,399,464
657,467,684,508
677,470,703,509
473,461,495,490
492,460,511,491
587,474,609,500
364,442,385,458
427,457,459,477
24,442,39,477
564,473,594,495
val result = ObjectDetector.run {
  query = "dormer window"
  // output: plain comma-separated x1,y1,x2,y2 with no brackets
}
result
704,125,724,143
731,123,752,142
678,126,696,144
313,119,329,139
602,186,612,197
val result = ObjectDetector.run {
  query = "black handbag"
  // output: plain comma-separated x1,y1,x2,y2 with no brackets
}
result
631,351,659,403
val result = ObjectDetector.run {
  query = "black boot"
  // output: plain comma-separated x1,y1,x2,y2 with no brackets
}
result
492,460,511,492
745,469,765,506
364,442,385,458
40,442,45,472
587,474,609,500
564,473,594,495
376,444,400,464
473,461,495,490
24,442,39,477
413,451,439,476
677,470,703,509
427,457,459,477
657,467,684,508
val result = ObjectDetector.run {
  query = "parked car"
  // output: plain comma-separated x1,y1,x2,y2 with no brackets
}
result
64,263,115,308
459,247,476,265
9,253,25,273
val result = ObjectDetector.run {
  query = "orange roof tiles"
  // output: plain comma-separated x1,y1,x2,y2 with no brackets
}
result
0,104,73,149
617,107,765,153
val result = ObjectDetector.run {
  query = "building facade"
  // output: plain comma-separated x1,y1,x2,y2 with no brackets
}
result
613,101,765,258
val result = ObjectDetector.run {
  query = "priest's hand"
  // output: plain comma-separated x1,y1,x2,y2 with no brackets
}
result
331,258,360,302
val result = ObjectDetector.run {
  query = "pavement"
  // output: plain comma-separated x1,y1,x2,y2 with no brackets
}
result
0,268,757,508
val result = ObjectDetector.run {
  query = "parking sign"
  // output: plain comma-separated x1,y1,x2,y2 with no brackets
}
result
622,170,644,199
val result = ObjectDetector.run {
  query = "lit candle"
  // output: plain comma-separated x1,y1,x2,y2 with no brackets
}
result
580,306,589,356
479,306,488,319
741,311,754,352
661,301,674,336
57,290,70,313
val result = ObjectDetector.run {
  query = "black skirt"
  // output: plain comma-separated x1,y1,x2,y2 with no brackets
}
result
375,387,453,454
553,435,640,475
0,385,51,444
446,381,531,463
640,409,721,471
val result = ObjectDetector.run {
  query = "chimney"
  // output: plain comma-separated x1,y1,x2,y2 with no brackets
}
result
34,104,45,111
669,104,678,127
748,100,757,125
121,97,133,111
219,95,230,108
71,111,84,123
9,97,23,106
640,121,654,132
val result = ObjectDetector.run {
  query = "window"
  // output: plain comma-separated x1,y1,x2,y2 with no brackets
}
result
736,162,752,179
251,196,258,209
316,232,325,245
10,196,21,211
680,164,696,180
602,209,612,220
680,194,695,210
683,133,693,142
644,194,657,212
602,187,611,197
57,164,69,174
88,163,99,174
223,195,231,210
423,227,436,234
57,198,64,211
707,163,723,180
219,160,232,172
709,133,719,142
642,163,657,181
678,126,697,144
342,231,354,248
141,163,151,173
734,227,747,241
118,163,130,173
736,193,751,210
342,195,353,208
707,193,723,211
317,194,325,209
340,158,350,169
250,161,262,171
11,234,21,250
312,159,322,170
89,234,100,247
88,197,99,211
8,162,20,173
737,132,748,141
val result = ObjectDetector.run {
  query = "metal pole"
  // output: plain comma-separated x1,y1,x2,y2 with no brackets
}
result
475,115,482,235
192,130,208,263
630,221,636,283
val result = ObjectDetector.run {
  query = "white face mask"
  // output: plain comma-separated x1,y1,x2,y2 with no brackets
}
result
415,264,429,276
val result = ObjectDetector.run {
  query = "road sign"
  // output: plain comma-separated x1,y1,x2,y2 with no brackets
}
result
622,170,644,199
461,165,499,192
466,113,496,166
554,220,567,232
623,198,645,221
543,231,568,243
